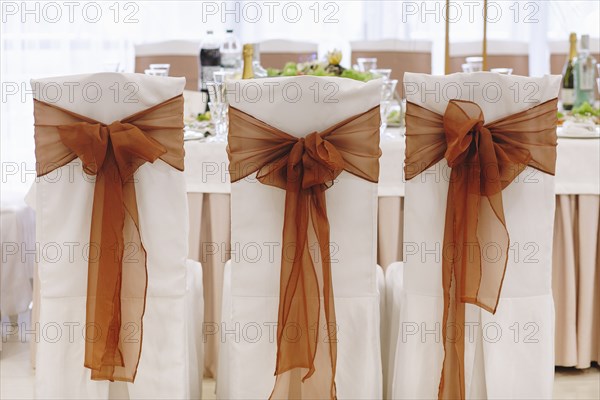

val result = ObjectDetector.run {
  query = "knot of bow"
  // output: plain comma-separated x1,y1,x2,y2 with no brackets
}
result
57,121,167,180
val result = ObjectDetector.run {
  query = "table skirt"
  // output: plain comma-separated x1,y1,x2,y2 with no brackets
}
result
188,193,600,378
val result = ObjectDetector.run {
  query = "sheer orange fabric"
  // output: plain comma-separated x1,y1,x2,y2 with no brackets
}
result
33,95,184,382
404,98,558,399
227,106,381,400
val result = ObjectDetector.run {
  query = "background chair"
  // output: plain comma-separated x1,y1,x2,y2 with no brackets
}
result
258,39,318,69
350,39,432,97
30,72,203,399
449,40,530,76
134,40,200,90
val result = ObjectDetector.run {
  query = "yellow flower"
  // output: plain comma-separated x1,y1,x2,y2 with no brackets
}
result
326,50,343,65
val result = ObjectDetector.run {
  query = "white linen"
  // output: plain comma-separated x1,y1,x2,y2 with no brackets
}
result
555,137,600,194
391,72,560,400
183,132,598,196
218,76,382,399
30,73,198,399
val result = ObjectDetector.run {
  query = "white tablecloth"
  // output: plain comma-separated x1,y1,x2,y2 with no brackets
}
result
184,128,600,196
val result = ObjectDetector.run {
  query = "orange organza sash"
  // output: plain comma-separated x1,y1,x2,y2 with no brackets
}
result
227,106,381,400
33,95,184,382
404,98,558,399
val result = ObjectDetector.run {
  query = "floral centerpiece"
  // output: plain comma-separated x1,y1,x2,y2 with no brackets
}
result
266,50,375,82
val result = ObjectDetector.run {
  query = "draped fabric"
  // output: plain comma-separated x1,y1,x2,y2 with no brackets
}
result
33,95,184,382
404,98,558,400
227,106,380,400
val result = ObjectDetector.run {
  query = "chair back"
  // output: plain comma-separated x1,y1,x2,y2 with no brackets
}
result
225,76,382,399
258,39,318,69
134,40,200,90
351,39,432,97
449,40,529,76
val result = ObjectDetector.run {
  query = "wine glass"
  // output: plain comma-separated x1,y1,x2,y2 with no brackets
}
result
144,69,168,77
206,81,229,142
370,69,392,80
149,63,170,76
357,58,377,72
208,102,228,142
381,79,398,102
465,56,483,72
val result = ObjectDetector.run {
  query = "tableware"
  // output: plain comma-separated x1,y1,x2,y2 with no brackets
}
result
144,68,168,77
490,68,513,75
149,63,170,75
213,69,237,83
380,100,391,136
558,121,600,138
208,101,228,142
465,56,483,72
357,57,377,72
370,68,392,80
381,79,398,102
206,81,227,104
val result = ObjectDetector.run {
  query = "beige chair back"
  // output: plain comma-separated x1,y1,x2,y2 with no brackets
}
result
258,39,318,69
350,39,432,97
449,41,529,76
134,40,200,91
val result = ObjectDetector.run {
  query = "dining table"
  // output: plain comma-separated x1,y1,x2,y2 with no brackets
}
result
183,126,600,377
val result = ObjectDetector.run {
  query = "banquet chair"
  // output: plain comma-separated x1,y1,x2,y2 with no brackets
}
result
134,40,200,90
449,41,530,76
258,39,318,69
217,76,383,399
350,39,432,97
29,72,203,399
390,72,560,399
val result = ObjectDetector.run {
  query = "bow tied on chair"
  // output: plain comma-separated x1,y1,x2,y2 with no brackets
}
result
404,98,558,400
34,95,185,382
227,105,381,400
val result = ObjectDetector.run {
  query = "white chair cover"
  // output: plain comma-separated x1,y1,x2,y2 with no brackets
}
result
218,76,382,399
383,261,404,400
391,72,560,399
30,72,202,399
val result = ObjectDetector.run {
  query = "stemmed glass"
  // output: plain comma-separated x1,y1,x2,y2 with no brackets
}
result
206,81,229,142
357,57,378,72
380,79,398,139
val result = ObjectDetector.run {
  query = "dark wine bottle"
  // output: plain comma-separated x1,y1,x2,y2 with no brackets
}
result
561,33,577,111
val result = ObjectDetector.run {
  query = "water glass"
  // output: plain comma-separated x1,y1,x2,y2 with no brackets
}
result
370,69,392,80
149,63,170,75
213,69,237,84
145,68,168,77
208,102,228,142
380,100,391,136
381,79,398,102
465,56,483,72
357,57,377,72
206,81,227,104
